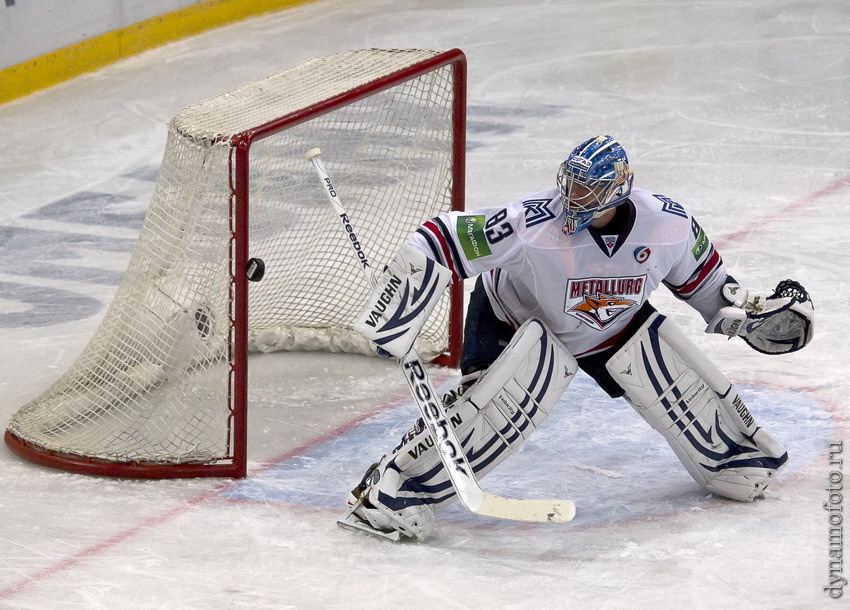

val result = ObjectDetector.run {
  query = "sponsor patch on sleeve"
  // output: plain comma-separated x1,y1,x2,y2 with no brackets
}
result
692,227,709,260
456,215,492,260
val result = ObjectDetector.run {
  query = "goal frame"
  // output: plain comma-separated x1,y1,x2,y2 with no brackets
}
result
5,49,467,479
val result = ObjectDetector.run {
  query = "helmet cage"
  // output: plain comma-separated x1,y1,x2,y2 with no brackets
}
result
557,136,633,235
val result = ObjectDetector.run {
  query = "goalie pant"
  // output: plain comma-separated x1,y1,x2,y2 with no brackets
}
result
355,314,788,540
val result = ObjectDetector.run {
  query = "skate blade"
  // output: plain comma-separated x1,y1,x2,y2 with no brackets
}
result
337,503,402,542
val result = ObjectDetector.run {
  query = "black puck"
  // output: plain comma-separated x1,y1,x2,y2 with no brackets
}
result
246,257,265,282
194,306,215,338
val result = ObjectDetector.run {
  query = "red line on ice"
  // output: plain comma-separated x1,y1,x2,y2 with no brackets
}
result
713,173,850,249
0,387,422,601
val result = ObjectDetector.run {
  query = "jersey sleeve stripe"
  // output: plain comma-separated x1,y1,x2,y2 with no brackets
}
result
425,217,471,281
416,222,457,281
665,247,722,299
432,216,471,279
415,226,446,264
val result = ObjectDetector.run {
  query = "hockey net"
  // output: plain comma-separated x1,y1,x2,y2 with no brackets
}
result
5,48,466,478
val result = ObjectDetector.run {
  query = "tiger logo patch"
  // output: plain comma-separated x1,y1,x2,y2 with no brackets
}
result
565,276,646,329
568,294,637,328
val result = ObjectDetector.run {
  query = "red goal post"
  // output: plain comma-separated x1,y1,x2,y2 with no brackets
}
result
6,48,467,478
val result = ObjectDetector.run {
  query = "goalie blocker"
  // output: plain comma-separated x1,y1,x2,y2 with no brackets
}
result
353,244,453,359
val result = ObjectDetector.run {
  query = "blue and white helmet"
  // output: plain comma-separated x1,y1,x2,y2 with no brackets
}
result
556,135,634,235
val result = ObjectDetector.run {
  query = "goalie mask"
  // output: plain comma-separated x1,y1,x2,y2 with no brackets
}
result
557,135,634,235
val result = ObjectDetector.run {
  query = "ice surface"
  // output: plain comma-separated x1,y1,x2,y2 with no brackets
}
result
1,0,849,608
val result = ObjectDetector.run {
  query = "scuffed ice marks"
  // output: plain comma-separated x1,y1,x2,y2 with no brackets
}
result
0,167,156,328
467,104,564,151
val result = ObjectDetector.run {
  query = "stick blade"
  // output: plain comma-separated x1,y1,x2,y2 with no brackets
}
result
474,494,576,523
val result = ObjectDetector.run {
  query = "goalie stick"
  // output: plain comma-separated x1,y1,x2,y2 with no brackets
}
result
307,147,575,525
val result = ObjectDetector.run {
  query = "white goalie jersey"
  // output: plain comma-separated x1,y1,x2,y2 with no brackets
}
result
410,187,730,358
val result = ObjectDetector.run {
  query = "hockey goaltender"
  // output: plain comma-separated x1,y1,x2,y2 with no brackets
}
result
339,135,814,541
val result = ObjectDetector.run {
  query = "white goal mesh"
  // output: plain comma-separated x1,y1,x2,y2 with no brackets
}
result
6,49,466,477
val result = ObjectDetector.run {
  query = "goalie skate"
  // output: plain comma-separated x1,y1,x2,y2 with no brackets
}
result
337,463,435,542
337,464,402,542
337,499,402,542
